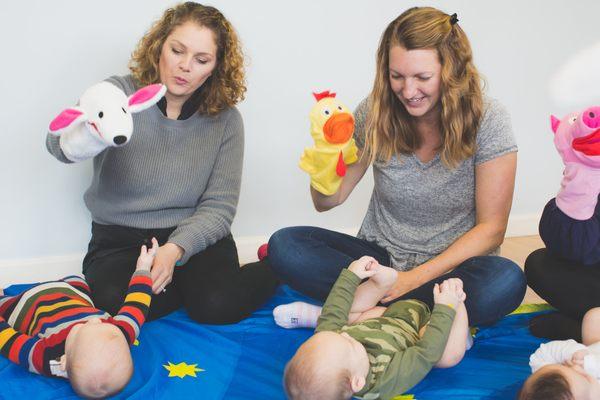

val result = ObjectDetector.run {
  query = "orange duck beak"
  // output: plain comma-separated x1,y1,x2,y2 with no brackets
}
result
323,112,355,144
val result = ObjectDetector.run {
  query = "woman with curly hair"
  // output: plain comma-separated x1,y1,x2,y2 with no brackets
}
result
46,2,278,324
270,6,526,328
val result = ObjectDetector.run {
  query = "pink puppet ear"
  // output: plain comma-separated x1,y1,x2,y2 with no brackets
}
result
48,108,87,135
550,115,561,134
128,84,167,114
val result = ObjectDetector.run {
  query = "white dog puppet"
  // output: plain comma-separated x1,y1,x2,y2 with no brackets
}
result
48,82,166,162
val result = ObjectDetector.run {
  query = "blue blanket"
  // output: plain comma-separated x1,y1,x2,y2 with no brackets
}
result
0,284,545,399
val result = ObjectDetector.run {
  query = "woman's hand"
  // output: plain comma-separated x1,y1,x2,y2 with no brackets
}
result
311,150,370,212
380,269,421,303
151,242,184,294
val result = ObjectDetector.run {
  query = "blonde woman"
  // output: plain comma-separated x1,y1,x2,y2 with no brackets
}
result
46,2,277,323
270,7,525,328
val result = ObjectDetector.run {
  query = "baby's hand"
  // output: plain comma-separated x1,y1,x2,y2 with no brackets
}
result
433,278,466,309
571,349,589,367
136,238,158,272
348,256,379,280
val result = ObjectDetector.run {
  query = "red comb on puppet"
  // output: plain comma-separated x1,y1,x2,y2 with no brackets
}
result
313,91,337,101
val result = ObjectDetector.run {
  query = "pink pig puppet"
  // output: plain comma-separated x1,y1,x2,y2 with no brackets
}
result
48,82,166,162
538,106,600,265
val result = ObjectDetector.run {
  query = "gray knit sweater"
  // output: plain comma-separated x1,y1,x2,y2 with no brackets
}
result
353,97,517,270
46,75,244,264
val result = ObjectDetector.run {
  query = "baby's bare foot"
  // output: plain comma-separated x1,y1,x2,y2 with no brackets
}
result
0,288,4,296
371,265,398,289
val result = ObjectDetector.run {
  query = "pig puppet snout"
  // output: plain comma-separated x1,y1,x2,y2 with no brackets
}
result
582,106,600,129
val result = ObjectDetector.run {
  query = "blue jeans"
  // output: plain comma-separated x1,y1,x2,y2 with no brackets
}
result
268,226,527,326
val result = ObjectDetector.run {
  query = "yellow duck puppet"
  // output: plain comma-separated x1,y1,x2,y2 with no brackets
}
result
299,90,359,195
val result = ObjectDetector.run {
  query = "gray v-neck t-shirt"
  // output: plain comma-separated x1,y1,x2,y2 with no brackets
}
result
353,97,517,270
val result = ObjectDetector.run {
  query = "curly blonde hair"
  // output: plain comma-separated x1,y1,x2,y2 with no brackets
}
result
129,2,246,115
365,7,484,167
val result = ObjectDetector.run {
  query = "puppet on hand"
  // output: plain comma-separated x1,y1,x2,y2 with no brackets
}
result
299,91,358,196
49,82,166,162
539,106,600,265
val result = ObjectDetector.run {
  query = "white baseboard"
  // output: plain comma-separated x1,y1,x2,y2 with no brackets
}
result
235,235,269,264
0,218,538,288
0,254,85,288
506,213,540,237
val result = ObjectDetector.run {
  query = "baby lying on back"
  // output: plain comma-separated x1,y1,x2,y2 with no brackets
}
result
520,307,600,400
283,256,470,400
0,239,157,398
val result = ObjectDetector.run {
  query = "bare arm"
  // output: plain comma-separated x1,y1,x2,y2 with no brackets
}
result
311,151,371,212
382,152,517,302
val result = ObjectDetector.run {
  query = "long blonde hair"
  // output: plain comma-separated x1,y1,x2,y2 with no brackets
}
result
129,2,246,115
365,7,484,167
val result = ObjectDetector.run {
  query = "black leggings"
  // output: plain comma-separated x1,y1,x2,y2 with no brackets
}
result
525,248,600,320
83,222,278,324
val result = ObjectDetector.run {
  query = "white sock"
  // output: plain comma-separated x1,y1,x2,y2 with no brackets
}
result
466,332,474,351
273,302,322,329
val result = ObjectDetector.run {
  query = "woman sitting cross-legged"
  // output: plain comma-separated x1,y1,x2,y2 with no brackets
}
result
46,2,278,324
268,6,526,329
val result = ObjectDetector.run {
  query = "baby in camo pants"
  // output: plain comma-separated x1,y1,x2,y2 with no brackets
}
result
283,256,469,400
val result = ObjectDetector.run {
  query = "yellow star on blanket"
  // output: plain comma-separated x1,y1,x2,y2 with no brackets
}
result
392,395,416,400
163,361,205,378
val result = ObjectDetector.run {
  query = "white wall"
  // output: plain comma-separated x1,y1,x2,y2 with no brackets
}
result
1,0,598,283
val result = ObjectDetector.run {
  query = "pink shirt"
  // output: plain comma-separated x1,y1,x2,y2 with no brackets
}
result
556,162,600,220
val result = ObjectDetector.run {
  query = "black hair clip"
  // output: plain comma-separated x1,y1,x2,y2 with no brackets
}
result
449,13,459,25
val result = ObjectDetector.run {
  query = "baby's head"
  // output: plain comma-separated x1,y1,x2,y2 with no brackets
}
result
519,364,600,400
63,318,133,398
284,331,369,400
